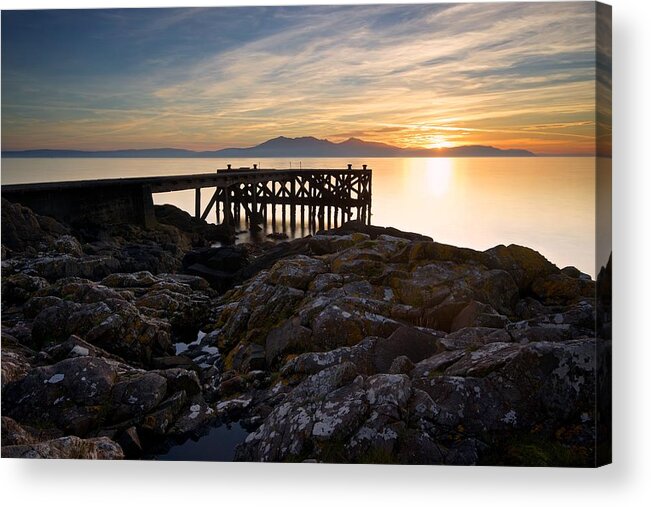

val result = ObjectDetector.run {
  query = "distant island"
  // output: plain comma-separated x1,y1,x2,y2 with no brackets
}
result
2,136,535,158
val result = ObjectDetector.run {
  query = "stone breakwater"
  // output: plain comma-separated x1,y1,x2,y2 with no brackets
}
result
1,198,610,465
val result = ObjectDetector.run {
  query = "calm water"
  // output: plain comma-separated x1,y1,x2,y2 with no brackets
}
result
1,157,601,276
152,421,249,461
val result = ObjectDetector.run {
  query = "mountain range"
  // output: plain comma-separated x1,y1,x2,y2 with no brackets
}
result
2,136,535,158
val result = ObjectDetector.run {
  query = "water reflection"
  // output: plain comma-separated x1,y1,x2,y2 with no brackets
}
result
2,156,600,276
424,158,453,197
152,421,249,462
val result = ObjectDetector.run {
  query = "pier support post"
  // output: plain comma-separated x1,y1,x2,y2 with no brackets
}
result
251,182,259,225
290,178,296,230
223,187,231,226
195,188,201,219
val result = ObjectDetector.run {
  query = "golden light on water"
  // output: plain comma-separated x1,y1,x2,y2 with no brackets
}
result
425,158,454,197
2,156,600,276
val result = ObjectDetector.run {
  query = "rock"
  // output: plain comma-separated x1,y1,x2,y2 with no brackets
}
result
2,212,601,464
267,255,328,290
228,343,266,373
444,438,486,466
42,335,125,363
561,266,590,279
410,350,466,378
308,300,401,351
265,318,313,366
182,245,249,289
290,362,359,401
158,273,211,291
267,232,289,240
507,300,596,343
109,371,168,423
3,356,119,435
217,375,247,397
3,356,194,437
450,301,510,332
308,234,364,255
281,337,378,378
30,291,172,365
1,198,69,252
420,299,468,332
330,248,388,278
346,412,405,462
371,326,444,372
531,273,595,304
53,235,84,257
443,342,522,376
395,241,488,266
31,254,121,282
308,273,343,292
319,221,432,242
171,396,217,434
155,368,201,396
101,271,159,288
140,390,188,435
485,244,560,291
215,396,252,420
411,338,600,433
311,380,368,442
365,374,412,411
514,297,548,320
116,426,142,458
2,436,124,459
440,326,512,350
238,366,363,462
151,355,199,371
396,430,445,465
1,417,37,446
155,204,235,245
1,340,33,388
1,273,49,305
389,356,415,375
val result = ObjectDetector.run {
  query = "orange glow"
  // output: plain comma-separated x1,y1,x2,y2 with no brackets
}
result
425,136,455,150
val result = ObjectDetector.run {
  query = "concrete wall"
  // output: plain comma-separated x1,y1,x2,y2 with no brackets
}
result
2,184,156,228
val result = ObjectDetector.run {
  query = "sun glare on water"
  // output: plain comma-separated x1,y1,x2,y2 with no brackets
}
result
425,158,453,197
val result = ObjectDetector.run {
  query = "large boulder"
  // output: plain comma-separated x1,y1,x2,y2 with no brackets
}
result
2,436,124,459
154,204,235,246
27,277,175,365
2,356,200,438
1,273,49,305
1,198,69,253
484,244,560,291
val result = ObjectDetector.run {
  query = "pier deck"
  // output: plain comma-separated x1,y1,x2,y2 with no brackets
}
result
2,168,372,231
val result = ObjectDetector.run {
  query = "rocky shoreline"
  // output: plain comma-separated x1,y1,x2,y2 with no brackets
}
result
1,198,610,465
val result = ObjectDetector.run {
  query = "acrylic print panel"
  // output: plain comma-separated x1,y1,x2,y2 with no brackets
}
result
0,2,611,466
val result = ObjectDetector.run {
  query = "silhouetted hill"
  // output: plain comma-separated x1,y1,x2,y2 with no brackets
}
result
2,137,535,158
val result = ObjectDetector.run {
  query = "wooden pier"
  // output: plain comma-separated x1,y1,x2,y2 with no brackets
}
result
2,168,372,233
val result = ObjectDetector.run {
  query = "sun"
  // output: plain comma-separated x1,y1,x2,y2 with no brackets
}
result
426,135,454,149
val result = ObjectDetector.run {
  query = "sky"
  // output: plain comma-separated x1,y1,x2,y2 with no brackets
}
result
1,3,610,155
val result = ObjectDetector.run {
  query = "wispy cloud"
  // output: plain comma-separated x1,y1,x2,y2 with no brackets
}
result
2,3,601,154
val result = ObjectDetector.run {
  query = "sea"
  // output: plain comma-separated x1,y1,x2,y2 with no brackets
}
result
1,156,608,277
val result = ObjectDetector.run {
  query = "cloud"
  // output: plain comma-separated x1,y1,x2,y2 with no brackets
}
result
2,3,603,154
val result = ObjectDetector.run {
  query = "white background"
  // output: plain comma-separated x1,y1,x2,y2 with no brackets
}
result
1,0,649,505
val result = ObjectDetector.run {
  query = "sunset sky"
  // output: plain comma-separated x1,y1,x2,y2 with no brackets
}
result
1,3,608,155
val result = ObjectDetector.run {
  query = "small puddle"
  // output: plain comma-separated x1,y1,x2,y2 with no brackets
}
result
174,330,206,355
151,421,250,462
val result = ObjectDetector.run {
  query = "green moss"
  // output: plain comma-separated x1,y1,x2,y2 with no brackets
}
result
479,432,593,467
356,447,399,465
